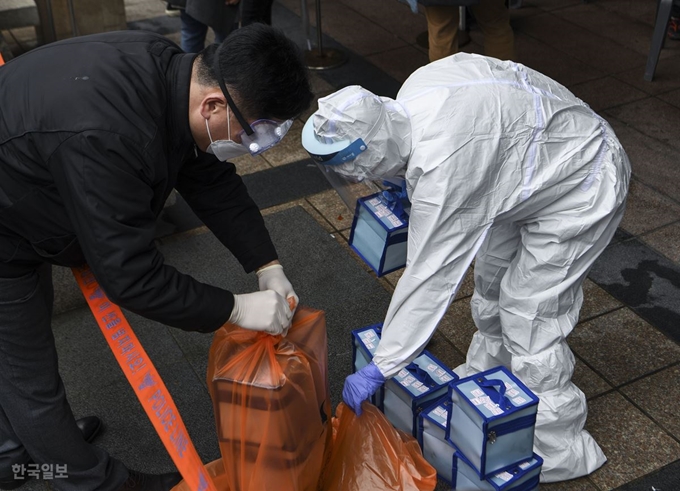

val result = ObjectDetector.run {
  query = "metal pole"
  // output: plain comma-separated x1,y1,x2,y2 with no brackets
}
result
315,0,324,56
66,0,79,37
43,0,58,43
303,0,347,70
301,0,312,50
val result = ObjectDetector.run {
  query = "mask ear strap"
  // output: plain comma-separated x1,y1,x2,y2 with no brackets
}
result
205,118,214,143
227,106,232,141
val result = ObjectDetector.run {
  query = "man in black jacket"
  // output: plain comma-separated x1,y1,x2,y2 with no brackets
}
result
0,24,312,491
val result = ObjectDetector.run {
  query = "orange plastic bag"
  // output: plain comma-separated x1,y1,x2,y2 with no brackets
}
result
177,306,331,491
321,403,437,491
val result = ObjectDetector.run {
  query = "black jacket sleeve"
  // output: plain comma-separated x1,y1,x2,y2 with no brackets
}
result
175,150,278,273
49,131,232,332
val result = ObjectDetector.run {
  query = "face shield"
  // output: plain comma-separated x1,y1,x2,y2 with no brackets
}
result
212,45,293,156
301,86,412,211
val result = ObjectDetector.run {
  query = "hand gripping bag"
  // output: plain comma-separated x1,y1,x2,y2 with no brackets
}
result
212,306,331,491
322,403,437,491
174,306,331,491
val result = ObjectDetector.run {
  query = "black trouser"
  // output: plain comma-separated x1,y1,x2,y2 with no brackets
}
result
0,264,128,490
241,0,275,26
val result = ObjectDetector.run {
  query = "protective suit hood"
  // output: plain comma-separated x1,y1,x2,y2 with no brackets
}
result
311,85,412,181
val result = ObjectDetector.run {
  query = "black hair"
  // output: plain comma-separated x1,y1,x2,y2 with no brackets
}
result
196,24,313,121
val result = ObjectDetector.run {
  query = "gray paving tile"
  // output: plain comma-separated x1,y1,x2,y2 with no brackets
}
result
0,477,49,491
229,153,271,176
306,189,355,232
125,0,168,23
241,159,333,210
619,179,680,236
640,221,680,264
509,4,543,20
52,307,184,397
586,0,657,27
587,392,680,491
282,0,407,57
572,357,613,400
606,98,680,152
437,298,476,355
606,118,680,203
127,15,180,35
569,77,648,112
614,53,680,95
553,3,680,58
366,45,430,84
540,477,598,491
260,119,310,167
337,0,428,48
658,88,680,109
579,279,623,322
569,308,680,386
52,265,87,315
523,0,583,11
621,365,680,441
67,361,220,474
299,74,337,123
614,459,680,491
513,12,646,74
515,32,604,87
424,330,466,373
588,238,680,343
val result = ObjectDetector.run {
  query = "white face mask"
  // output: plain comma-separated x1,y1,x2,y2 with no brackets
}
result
205,107,249,161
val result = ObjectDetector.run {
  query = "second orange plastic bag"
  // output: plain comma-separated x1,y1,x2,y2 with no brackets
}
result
321,402,437,491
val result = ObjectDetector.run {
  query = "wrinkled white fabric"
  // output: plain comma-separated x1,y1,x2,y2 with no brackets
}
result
313,85,412,181
363,53,630,482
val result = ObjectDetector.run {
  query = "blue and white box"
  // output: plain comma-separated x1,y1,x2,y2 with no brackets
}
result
349,192,408,277
452,451,543,491
418,397,455,484
351,324,383,405
382,351,458,437
446,366,539,479
351,324,382,372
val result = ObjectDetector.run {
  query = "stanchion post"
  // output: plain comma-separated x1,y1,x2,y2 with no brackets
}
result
302,0,347,70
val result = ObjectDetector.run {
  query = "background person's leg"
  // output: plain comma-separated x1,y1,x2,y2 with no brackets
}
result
180,10,209,53
424,5,459,62
240,0,274,26
460,222,520,377
470,0,516,60
0,265,128,491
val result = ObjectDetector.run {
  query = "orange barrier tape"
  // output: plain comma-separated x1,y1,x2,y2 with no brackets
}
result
73,265,217,491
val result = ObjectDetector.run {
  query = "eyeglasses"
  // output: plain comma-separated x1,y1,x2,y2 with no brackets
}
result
212,45,293,155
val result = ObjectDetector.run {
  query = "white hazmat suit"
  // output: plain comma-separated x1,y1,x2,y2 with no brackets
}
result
309,54,631,482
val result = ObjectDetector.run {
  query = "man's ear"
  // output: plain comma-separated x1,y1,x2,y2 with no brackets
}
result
200,92,227,120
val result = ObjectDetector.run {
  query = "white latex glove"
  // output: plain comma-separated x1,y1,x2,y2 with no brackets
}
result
256,264,299,312
228,290,293,335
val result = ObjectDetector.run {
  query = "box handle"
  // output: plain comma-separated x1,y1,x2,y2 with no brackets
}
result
477,378,512,410
405,362,438,388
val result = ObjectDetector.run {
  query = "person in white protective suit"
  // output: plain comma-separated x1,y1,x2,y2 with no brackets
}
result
301,53,631,483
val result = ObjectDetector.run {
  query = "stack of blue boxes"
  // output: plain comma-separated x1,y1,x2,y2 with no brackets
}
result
351,326,544,490
352,324,457,437
441,367,543,490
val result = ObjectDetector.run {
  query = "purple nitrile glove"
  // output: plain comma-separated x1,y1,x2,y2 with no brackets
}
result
342,361,386,416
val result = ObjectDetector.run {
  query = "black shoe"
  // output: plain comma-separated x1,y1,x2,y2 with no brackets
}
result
165,2,181,16
0,417,103,490
76,415,104,443
117,470,183,491
0,474,27,490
